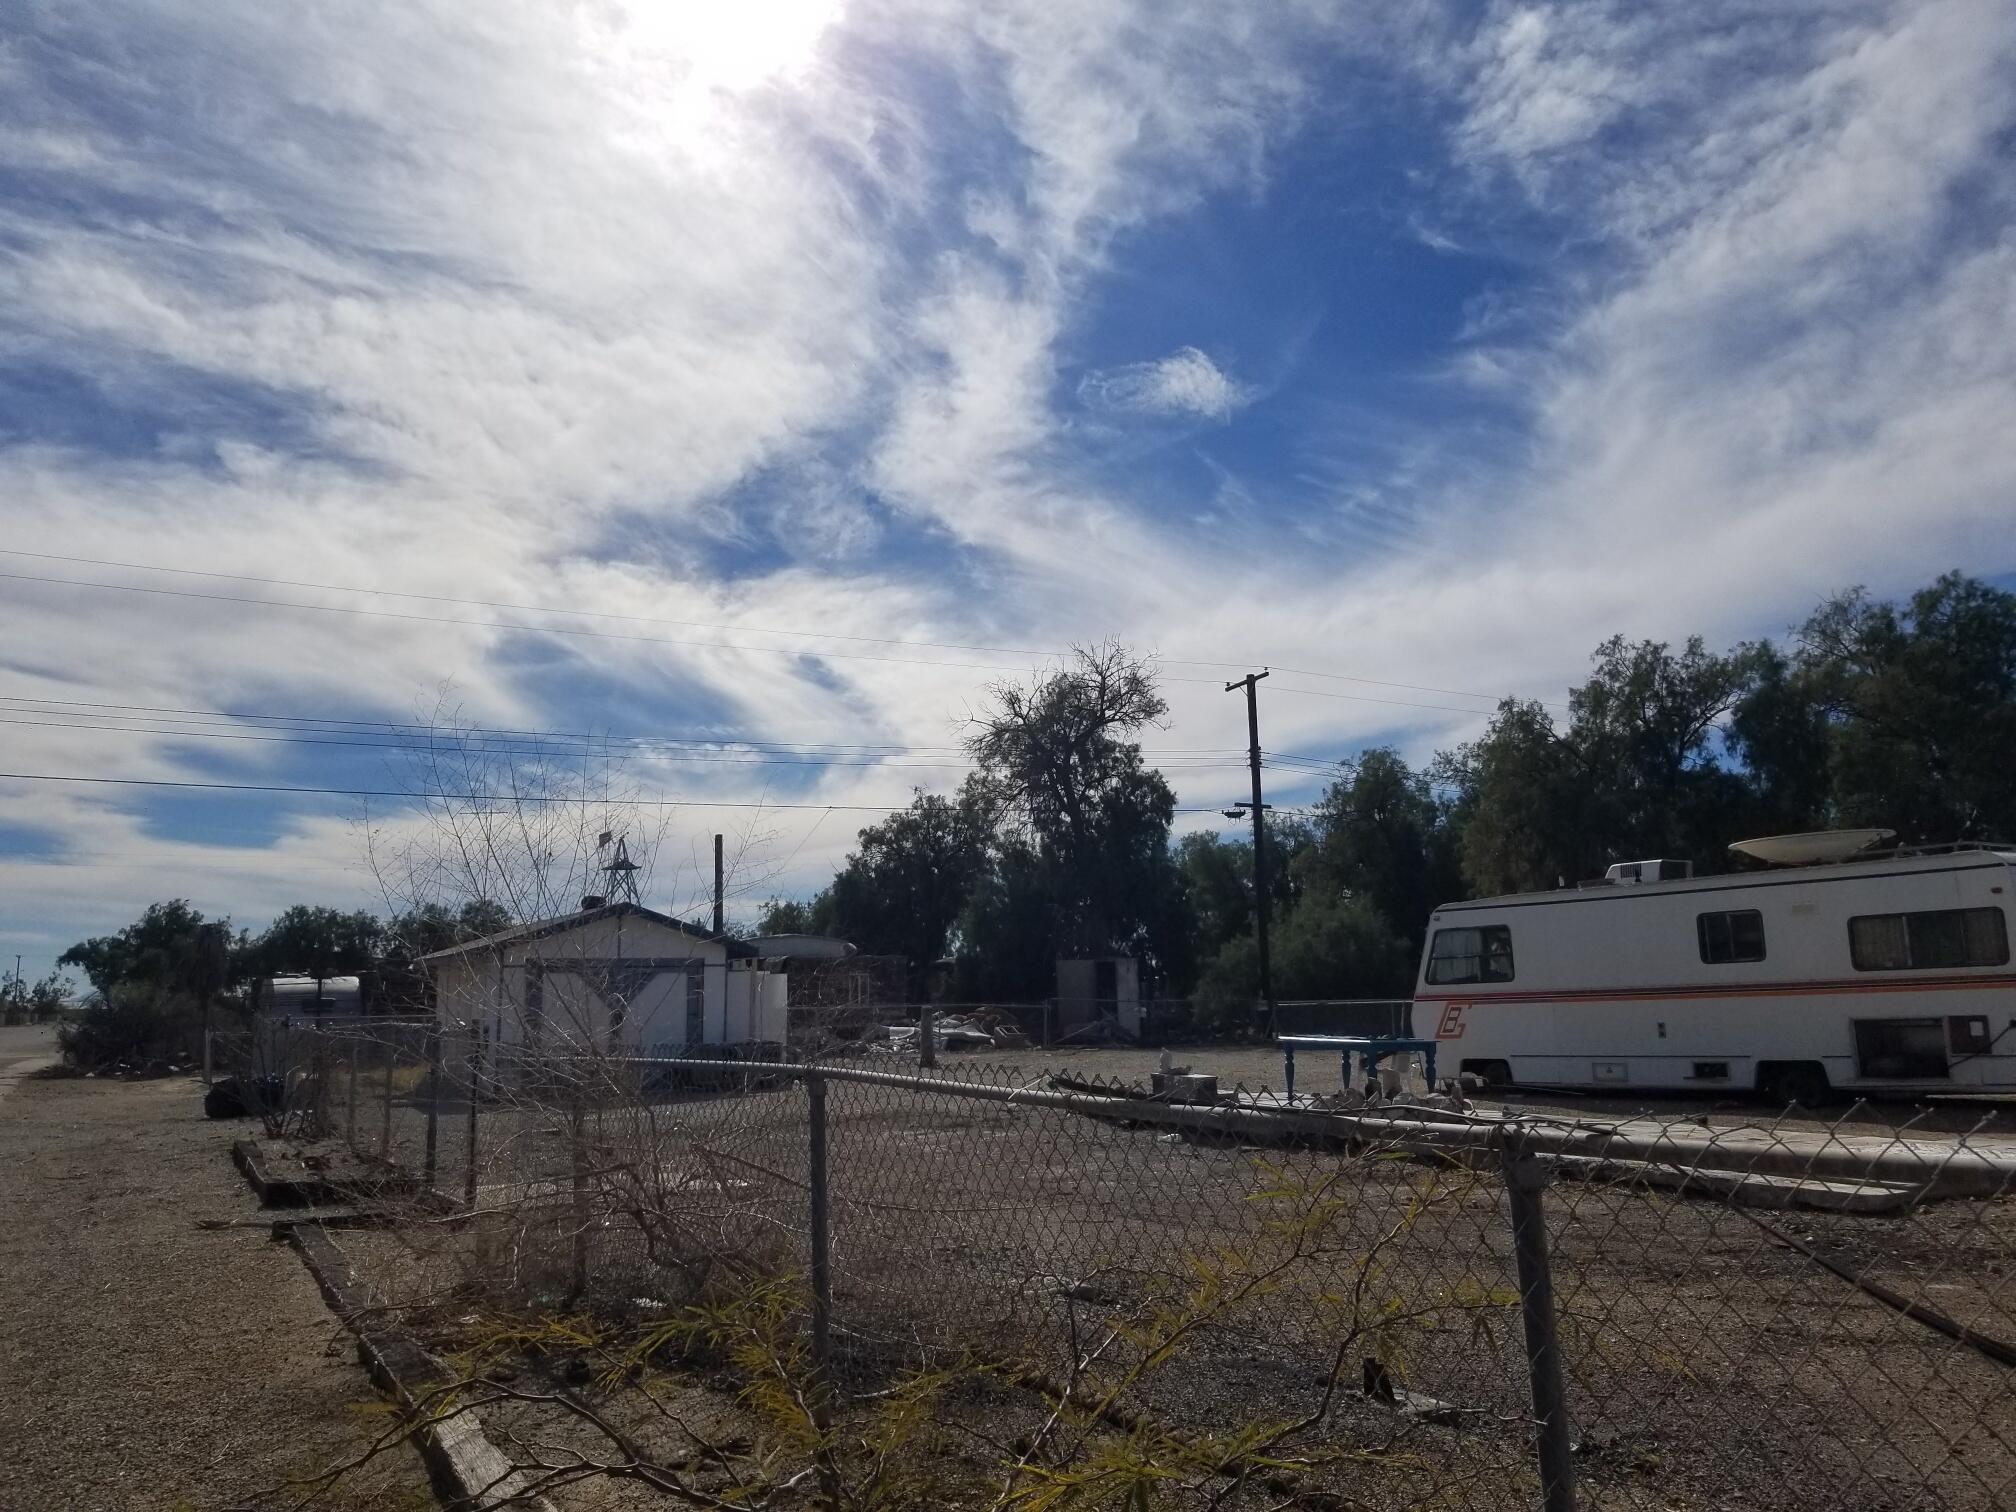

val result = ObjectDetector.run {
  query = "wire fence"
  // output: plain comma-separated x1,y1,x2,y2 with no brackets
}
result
211,1019,2016,1510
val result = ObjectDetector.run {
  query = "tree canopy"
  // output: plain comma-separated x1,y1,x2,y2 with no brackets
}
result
52,572,2015,1036
759,572,2016,1023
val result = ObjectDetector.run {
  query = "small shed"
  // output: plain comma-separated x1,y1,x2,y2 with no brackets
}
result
420,902,786,1059
1055,956,1142,1039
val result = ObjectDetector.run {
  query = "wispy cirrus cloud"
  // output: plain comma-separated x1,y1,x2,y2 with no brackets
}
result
1079,347,1252,422
1,0,2013,980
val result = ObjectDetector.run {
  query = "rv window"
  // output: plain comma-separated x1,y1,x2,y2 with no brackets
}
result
1849,908,2010,971
1697,910,1766,964
1426,926,1515,985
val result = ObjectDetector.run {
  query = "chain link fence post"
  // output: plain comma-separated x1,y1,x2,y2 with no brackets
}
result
346,1034,361,1152
422,1023,441,1190
1502,1126,1576,1512
379,1026,395,1162
568,1085,591,1302
918,1003,936,1069
805,1069,840,1505
463,1028,482,1210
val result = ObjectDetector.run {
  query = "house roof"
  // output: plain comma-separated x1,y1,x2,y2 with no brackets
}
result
415,902,755,966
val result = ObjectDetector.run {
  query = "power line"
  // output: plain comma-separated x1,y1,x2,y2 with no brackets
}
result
0,695,1250,764
1220,681,1508,716
0,715,960,769
0,713,1257,774
0,549,1559,708
5,563,1530,717
0,769,1254,815
0,549,1071,659
0,569,1038,676
0,694,961,755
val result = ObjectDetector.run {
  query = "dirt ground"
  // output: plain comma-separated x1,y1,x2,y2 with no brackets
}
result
326,1054,2016,1511
0,1051,436,1512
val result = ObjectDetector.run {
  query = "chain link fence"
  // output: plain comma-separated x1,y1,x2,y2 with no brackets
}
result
217,1019,2016,1509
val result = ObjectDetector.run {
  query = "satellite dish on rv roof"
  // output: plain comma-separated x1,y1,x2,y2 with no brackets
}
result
1729,829,1895,866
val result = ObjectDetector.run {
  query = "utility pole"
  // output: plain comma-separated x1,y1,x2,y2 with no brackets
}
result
712,833,725,937
1224,671,1274,1036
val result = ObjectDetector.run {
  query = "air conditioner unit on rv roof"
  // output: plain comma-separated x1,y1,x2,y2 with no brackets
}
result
1604,859,1694,884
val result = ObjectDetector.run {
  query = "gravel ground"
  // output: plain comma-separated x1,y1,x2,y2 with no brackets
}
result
0,1063,436,1512
326,1055,2016,1511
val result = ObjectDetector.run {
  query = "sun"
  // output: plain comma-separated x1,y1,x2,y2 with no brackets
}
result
580,0,845,99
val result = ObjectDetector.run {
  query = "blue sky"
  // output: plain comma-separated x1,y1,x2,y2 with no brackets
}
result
3,1,2014,980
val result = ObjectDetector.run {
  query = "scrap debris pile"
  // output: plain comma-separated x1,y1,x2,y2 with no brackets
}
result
876,1011,1032,1053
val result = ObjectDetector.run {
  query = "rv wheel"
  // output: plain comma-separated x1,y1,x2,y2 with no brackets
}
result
1461,1059,1512,1089
1760,1062,1829,1109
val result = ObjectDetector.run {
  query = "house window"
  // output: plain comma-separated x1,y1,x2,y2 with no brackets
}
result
1426,925,1515,985
1697,909,1766,964
1849,908,2010,971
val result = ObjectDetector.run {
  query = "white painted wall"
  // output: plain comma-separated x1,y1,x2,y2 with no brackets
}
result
428,912,791,1065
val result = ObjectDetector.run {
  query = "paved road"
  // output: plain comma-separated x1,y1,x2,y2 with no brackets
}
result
0,1022,60,1089
0,1066,435,1510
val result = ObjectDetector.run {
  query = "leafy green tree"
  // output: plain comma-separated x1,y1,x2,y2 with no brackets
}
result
1567,634,1751,867
1437,635,1754,894
258,905,384,1001
55,902,228,1066
1192,892,1412,1030
962,644,1185,977
754,897,820,935
1791,573,2016,840
1432,699,1595,896
821,789,990,994
385,900,509,959
1300,748,1461,953
1725,639,1835,835
0,968,73,1025
950,842,1062,1001
59,899,217,998
1171,815,1314,996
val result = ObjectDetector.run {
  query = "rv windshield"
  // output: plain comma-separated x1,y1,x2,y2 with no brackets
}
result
1426,925,1514,985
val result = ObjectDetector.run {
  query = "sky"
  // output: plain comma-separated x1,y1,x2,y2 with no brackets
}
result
3,0,2014,982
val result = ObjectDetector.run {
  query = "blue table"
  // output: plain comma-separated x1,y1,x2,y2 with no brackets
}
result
1277,1034,1440,1100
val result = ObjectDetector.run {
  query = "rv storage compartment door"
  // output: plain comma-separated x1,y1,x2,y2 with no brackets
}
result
1853,1018,1949,1079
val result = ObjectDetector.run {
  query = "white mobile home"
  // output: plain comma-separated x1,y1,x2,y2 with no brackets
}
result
1420,839,2016,1101
421,902,788,1060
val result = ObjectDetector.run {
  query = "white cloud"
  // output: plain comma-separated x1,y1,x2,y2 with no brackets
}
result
1080,347,1252,422
4,0,2016,979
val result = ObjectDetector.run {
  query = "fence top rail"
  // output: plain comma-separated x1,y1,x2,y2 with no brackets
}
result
503,1053,1581,1158
494,1054,2016,1187
1275,998,1414,1007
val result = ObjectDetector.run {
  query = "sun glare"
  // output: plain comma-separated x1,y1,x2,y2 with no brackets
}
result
582,0,844,99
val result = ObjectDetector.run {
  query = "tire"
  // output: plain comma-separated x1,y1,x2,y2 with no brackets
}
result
1461,1059,1513,1089
1760,1061,1830,1109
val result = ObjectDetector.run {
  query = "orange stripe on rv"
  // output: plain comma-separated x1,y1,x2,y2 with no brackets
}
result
1414,973,2016,1006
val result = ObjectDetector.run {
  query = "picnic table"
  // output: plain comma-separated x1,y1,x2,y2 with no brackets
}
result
1276,1034,1440,1100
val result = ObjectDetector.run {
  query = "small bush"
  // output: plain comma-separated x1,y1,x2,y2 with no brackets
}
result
57,986,202,1071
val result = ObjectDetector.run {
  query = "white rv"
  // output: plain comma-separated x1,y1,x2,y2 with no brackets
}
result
1419,835,2016,1101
